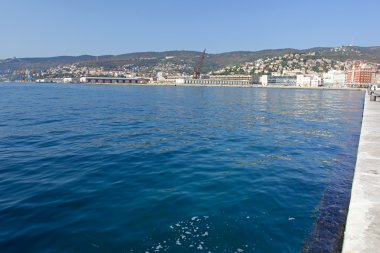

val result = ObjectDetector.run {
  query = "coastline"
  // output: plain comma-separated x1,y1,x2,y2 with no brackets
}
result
0,82,364,91
85,83,366,91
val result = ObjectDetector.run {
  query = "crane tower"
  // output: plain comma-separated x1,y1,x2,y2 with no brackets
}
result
192,49,206,79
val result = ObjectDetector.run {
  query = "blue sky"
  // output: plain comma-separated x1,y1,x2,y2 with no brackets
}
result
1,0,379,58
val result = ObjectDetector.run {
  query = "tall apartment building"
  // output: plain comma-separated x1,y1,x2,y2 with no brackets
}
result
346,62,376,85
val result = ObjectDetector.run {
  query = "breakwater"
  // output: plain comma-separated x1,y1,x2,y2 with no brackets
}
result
342,94,380,252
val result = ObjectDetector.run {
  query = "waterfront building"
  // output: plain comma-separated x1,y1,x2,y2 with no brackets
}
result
35,79,54,83
176,78,251,86
346,62,376,86
251,74,260,84
323,70,346,87
296,75,311,87
209,75,252,81
80,77,149,84
63,77,80,83
261,75,297,86
310,75,322,87
296,74,322,87
156,72,166,81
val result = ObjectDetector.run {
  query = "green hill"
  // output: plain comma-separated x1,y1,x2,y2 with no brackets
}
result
1,46,379,74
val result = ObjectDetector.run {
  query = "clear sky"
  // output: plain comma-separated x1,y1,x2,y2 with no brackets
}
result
1,0,379,58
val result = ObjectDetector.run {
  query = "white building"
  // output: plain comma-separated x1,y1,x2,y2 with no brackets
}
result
323,70,346,87
156,72,166,81
311,75,322,87
63,77,80,83
297,74,322,87
297,75,311,87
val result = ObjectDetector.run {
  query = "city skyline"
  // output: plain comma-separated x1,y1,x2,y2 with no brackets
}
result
1,0,380,59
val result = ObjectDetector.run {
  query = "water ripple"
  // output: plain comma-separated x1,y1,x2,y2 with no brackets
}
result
0,84,363,253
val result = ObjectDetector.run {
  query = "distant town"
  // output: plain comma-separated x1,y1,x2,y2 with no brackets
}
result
1,46,380,88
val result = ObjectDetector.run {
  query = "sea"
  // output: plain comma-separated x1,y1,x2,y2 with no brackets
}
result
0,83,364,253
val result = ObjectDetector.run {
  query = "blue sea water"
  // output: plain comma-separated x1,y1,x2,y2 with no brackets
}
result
0,83,364,253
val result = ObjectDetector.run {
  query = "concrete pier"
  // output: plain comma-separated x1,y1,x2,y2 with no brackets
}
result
342,94,380,252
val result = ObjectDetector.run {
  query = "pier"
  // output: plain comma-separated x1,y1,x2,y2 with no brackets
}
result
342,93,380,252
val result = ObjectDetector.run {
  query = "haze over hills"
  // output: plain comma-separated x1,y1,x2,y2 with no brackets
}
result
1,46,380,75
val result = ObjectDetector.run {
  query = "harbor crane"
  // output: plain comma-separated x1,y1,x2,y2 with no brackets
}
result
192,49,206,79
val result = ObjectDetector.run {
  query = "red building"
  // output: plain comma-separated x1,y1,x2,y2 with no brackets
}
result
346,62,376,85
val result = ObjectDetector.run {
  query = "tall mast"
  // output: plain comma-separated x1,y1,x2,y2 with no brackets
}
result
193,49,206,79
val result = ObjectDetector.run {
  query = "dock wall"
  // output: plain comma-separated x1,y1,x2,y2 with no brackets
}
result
342,94,380,252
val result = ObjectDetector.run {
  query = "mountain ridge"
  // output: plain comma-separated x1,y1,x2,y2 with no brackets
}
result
1,46,380,74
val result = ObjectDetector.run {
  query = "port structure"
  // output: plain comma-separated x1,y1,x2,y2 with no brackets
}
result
192,49,206,79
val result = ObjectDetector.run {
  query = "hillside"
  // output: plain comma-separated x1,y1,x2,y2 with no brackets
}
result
1,46,380,75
